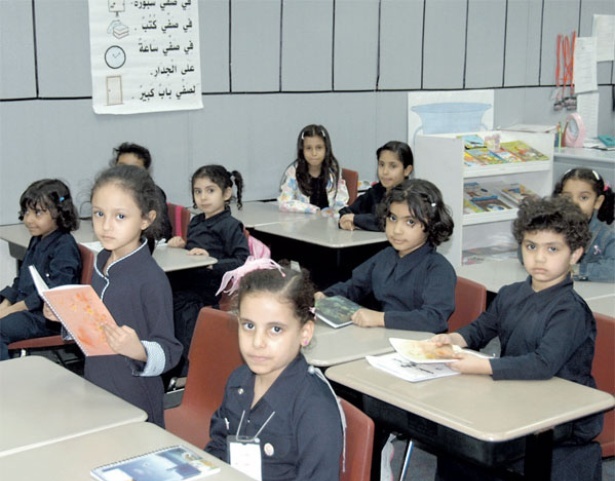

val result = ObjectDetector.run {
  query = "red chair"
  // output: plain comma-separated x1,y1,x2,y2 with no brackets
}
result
448,276,487,332
592,312,614,457
167,202,191,239
164,307,243,447
339,398,374,481
342,168,359,204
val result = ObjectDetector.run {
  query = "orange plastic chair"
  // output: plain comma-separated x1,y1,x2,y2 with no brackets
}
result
339,398,374,481
447,276,487,332
592,312,614,458
164,307,243,447
342,168,359,204
167,202,191,239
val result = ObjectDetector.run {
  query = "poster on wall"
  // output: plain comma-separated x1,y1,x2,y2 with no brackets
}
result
88,0,203,115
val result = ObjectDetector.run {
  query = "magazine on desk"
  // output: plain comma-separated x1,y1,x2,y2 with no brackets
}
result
90,445,220,481
366,352,459,383
315,295,361,328
29,265,117,356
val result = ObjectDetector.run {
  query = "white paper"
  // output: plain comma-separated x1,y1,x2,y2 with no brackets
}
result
592,14,615,62
573,37,598,94
366,352,459,383
577,91,600,141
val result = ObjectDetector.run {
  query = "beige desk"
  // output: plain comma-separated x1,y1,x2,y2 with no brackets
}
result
0,356,147,457
230,201,312,228
0,422,253,481
587,296,615,318
304,321,433,367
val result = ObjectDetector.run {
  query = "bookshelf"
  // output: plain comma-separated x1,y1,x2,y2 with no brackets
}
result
414,130,553,267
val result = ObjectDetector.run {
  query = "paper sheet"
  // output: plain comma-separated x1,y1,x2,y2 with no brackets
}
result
573,37,598,94
592,14,615,62
577,91,600,140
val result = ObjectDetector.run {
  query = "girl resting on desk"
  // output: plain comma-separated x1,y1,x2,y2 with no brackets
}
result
0,179,81,360
277,124,349,215
553,167,614,282
316,178,456,333
206,260,344,481
339,140,414,231
432,196,603,481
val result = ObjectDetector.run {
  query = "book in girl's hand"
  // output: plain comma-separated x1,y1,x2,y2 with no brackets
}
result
500,140,549,161
29,265,117,357
315,295,361,328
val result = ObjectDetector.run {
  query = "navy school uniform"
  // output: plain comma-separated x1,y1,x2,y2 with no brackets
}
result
324,243,456,333
338,182,386,232
206,354,343,481
86,241,182,427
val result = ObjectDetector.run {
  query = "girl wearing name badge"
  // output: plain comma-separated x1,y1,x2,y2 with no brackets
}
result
553,168,615,282
85,165,182,427
339,140,414,231
277,124,349,215
0,179,81,360
316,179,456,333
206,260,344,481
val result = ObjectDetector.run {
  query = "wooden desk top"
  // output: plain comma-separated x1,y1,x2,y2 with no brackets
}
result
326,358,614,442
0,356,147,457
230,201,312,228
0,422,253,480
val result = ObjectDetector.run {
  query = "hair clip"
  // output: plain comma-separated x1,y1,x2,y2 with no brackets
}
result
58,196,65,203
431,202,436,207
604,182,611,192
592,170,601,181
216,257,285,296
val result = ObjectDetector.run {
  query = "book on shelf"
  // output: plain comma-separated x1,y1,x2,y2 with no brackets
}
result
90,445,220,481
490,148,522,163
463,182,498,201
470,197,514,212
466,147,507,165
29,265,117,356
458,134,485,149
495,182,538,206
463,151,487,168
463,199,484,215
500,140,549,162
462,244,518,265
366,352,459,383
315,295,361,328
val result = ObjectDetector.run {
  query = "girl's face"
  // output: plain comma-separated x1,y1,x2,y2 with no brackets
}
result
22,203,57,238
238,292,313,387
192,176,231,218
92,183,154,260
378,150,413,191
385,201,428,257
116,153,146,169
302,136,326,175
561,178,604,220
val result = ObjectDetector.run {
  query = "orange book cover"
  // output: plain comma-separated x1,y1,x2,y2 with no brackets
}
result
29,265,116,356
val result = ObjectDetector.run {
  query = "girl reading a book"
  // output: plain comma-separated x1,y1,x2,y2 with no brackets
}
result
339,140,414,231
316,178,456,332
0,179,81,360
553,168,614,282
206,260,344,481
278,124,349,214
86,165,182,426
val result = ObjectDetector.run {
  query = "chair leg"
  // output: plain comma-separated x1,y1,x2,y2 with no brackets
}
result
399,438,414,480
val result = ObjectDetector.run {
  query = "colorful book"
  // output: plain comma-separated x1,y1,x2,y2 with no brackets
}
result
490,148,522,163
463,151,487,168
466,148,507,165
315,295,361,328
389,338,493,363
463,182,498,201
90,445,220,481
29,265,116,356
496,183,538,206
459,134,485,149
471,197,514,212
463,198,484,214
500,140,549,161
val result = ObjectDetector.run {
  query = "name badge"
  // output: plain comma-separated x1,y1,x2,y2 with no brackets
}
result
228,435,262,481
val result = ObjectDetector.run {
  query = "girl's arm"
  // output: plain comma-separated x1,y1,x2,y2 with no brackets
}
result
209,225,250,276
277,166,320,214
205,403,230,459
327,173,349,213
0,299,27,319
323,254,376,303
578,226,615,282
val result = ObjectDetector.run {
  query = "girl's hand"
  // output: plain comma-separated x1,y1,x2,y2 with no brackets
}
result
448,354,492,375
43,303,60,322
314,291,326,301
188,247,209,256
351,308,385,328
431,332,467,348
102,324,147,362
320,207,336,218
339,214,355,231
167,236,186,248
0,300,27,319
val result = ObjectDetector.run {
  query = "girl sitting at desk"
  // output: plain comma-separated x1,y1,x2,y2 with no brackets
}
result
316,178,456,333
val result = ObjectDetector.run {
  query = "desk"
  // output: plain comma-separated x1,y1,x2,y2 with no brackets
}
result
326,358,614,480
0,421,253,480
0,356,146,457
230,201,310,228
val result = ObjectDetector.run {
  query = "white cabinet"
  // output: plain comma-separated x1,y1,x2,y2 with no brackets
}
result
414,131,553,267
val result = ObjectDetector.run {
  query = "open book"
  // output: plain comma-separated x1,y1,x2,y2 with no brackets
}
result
389,338,494,363
91,445,220,481
29,265,117,356
366,353,459,383
315,295,361,328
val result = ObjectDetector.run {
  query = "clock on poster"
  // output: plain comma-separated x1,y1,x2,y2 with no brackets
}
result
105,45,126,69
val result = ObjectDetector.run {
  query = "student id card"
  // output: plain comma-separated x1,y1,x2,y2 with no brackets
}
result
228,435,262,481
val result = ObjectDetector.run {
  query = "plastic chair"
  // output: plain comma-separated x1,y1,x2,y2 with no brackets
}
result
164,307,243,447
167,202,191,239
339,398,374,481
447,276,487,332
592,312,614,458
342,168,359,204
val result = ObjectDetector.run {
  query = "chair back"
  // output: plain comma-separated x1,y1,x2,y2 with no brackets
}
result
592,311,614,457
342,168,359,204
339,398,374,481
167,202,191,239
448,276,487,332
164,307,243,447
77,243,95,284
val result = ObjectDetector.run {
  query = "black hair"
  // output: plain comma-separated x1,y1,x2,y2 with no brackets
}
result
112,142,153,170
191,164,244,210
382,179,454,246
236,266,315,327
553,168,614,225
19,179,79,233
91,165,163,242
289,124,340,198
513,196,591,252
376,141,414,169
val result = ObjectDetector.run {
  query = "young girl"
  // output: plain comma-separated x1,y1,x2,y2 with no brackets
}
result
0,179,81,360
206,261,344,481
432,196,602,481
339,140,414,231
87,165,183,426
316,179,456,333
277,124,349,214
553,168,614,282
167,165,250,373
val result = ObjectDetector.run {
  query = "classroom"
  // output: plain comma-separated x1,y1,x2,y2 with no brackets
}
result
1,1,614,480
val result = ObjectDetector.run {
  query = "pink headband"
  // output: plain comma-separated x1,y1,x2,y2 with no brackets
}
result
216,257,285,297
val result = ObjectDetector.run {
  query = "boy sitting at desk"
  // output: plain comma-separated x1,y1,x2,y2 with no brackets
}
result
433,196,603,481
